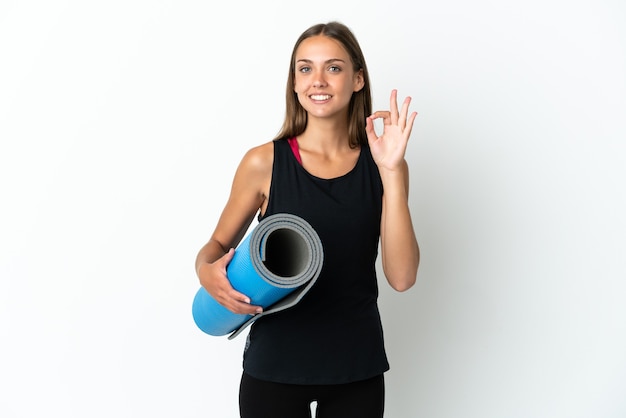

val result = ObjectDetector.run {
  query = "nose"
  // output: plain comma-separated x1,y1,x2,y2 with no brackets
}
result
312,72,327,88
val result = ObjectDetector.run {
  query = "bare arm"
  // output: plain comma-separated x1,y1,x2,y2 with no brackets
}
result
195,142,273,314
366,90,420,291
378,160,420,291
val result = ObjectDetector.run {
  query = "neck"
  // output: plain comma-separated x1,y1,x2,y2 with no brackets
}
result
298,116,351,150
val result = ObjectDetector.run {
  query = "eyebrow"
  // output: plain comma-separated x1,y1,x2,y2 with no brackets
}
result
296,58,347,64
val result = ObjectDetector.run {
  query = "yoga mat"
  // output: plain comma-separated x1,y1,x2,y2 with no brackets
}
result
192,213,324,339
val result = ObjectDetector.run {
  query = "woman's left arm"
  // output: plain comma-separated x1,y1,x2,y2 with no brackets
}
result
366,89,420,291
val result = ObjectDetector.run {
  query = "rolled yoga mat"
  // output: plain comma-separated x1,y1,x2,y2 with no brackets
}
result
192,213,324,339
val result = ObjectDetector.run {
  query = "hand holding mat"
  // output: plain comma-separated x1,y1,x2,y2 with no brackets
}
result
192,213,324,339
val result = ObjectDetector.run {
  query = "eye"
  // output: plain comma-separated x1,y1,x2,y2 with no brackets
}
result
298,66,311,73
328,65,341,73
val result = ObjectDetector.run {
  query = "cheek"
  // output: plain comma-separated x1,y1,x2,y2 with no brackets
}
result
293,77,305,93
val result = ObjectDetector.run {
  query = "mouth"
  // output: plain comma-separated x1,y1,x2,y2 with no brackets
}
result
309,94,332,101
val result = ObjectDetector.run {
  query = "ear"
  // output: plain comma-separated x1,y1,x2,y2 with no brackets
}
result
353,69,365,92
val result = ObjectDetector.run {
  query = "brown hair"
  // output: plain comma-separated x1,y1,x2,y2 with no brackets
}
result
273,21,372,148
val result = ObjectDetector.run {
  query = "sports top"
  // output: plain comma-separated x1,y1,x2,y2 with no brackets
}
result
242,138,389,385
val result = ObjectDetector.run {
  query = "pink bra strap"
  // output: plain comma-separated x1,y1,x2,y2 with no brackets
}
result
287,137,302,165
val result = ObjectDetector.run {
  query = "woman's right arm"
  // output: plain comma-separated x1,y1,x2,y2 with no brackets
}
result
194,142,273,315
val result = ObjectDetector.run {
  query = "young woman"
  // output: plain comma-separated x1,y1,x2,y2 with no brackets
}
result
195,21,420,418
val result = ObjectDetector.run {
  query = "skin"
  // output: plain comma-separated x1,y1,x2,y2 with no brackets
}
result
195,35,420,316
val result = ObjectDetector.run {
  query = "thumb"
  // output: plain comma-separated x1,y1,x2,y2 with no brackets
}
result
365,116,378,145
219,247,236,271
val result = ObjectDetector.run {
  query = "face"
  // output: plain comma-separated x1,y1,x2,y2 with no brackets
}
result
293,35,364,121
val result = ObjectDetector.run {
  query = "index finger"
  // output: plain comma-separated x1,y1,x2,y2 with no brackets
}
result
369,110,391,125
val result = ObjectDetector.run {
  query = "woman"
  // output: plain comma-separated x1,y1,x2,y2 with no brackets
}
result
195,21,420,418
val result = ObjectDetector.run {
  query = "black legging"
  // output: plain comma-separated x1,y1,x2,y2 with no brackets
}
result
239,373,385,418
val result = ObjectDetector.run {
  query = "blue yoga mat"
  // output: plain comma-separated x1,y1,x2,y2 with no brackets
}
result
192,213,324,339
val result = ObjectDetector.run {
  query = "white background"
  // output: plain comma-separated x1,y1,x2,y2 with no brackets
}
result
1,1,625,417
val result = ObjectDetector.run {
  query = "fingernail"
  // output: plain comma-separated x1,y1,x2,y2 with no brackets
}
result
256,308,263,314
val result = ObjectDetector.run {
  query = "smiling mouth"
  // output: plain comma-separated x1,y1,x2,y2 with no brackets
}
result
310,94,331,101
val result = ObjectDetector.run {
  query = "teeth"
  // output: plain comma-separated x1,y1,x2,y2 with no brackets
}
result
310,95,331,100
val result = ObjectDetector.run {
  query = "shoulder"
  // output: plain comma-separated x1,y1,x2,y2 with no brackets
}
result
238,141,275,175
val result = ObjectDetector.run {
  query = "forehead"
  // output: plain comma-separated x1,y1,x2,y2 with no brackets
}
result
295,35,350,61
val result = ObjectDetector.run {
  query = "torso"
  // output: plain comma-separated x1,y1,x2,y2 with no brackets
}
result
297,139,361,179
254,137,361,216
243,138,389,385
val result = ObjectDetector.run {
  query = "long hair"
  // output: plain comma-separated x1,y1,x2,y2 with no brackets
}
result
273,22,372,148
